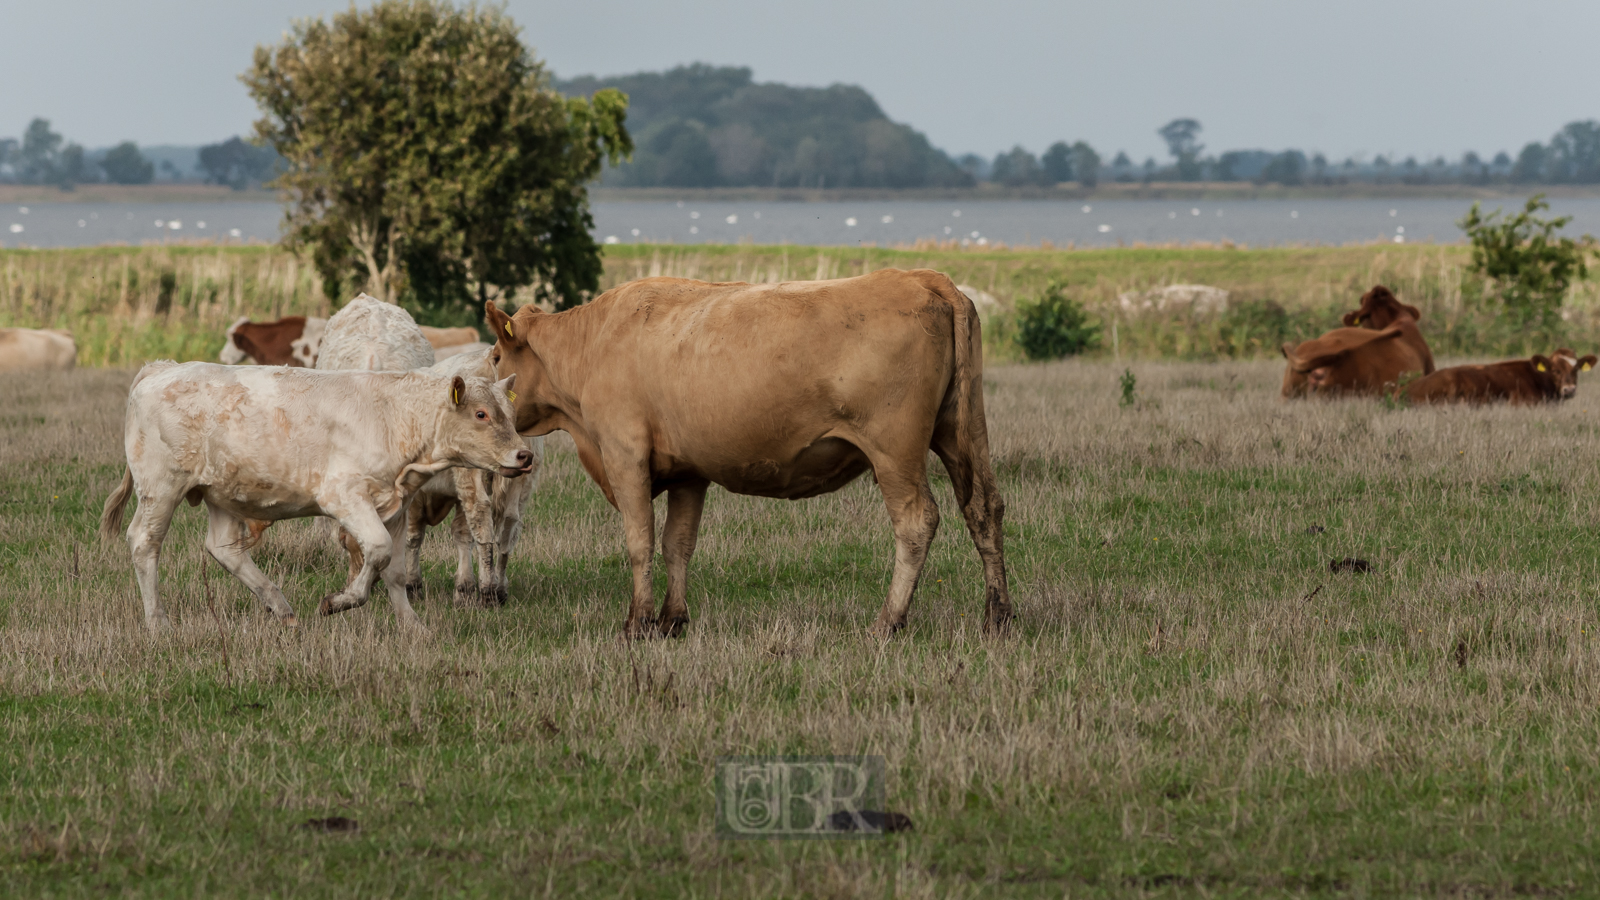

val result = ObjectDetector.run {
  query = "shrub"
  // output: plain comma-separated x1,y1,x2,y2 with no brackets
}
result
1458,194,1595,325
1015,281,1100,360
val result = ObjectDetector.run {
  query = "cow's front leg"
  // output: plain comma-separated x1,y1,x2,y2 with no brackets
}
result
657,480,707,638
318,499,404,622
459,471,501,607
608,459,658,640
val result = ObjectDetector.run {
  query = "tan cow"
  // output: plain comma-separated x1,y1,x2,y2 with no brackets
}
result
485,268,1012,639
404,347,544,606
419,325,482,351
99,361,534,631
0,328,77,371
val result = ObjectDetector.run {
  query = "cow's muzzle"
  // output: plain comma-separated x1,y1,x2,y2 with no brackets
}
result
498,448,536,478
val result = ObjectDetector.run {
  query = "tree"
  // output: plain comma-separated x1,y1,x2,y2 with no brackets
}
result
101,142,155,184
1040,141,1074,183
1459,194,1594,324
1546,120,1600,184
1511,142,1547,183
990,145,1043,186
18,118,62,185
1157,118,1203,180
244,0,631,311
1260,150,1305,186
198,136,280,189
55,142,89,189
1072,141,1100,188
0,138,15,182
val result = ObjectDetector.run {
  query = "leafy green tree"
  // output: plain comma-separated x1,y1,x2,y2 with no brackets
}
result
1015,282,1100,360
244,0,630,312
990,146,1043,186
1072,142,1100,188
1040,141,1074,183
1260,150,1306,186
1546,120,1600,184
55,142,89,189
197,137,280,189
101,142,155,185
1157,118,1203,181
19,118,62,185
1458,194,1594,324
1511,143,1546,183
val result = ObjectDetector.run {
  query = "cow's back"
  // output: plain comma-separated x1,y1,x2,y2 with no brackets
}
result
0,327,76,371
318,294,435,371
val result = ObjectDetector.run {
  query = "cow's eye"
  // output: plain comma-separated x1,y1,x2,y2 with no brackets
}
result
475,410,488,420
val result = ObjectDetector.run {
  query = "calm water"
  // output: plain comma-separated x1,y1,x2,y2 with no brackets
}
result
7,197,1600,250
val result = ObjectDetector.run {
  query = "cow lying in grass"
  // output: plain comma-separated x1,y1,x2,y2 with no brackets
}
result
1401,349,1597,405
99,361,534,631
485,268,1012,640
1282,285,1436,398
404,347,544,606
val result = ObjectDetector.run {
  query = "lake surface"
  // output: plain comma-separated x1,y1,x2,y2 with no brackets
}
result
7,197,1600,250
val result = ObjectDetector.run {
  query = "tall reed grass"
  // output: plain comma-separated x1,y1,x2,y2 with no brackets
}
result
6,242,1599,368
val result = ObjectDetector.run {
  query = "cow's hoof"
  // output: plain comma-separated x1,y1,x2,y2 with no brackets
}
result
984,604,1015,635
405,582,422,602
867,619,906,640
492,585,510,607
145,614,174,633
454,584,483,608
318,593,362,616
623,618,658,641
657,616,689,639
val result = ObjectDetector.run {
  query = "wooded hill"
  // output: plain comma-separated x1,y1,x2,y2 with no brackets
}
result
555,64,972,190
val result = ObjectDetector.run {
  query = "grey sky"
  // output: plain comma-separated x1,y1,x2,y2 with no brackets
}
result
5,0,1597,163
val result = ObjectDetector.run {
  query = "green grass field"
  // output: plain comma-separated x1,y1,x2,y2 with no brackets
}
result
5,358,1600,897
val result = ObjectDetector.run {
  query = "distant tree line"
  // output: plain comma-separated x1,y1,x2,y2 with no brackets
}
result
0,119,283,190
556,64,972,189
967,118,1600,188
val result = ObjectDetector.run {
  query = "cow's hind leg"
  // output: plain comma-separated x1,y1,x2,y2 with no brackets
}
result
657,480,708,638
126,486,185,631
203,502,297,626
933,425,1012,634
403,501,426,601
864,453,940,638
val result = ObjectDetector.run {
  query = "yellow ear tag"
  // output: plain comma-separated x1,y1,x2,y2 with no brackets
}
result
504,321,514,338
453,387,460,404
1585,363,1593,371
507,389,516,402
1537,363,1547,372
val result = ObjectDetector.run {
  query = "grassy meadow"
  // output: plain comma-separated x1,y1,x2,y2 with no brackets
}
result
6,355,1600,896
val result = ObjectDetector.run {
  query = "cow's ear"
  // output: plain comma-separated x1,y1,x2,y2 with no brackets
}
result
1581,355,1597,372
485,301,520,347
1280,342,1298,362
1341,312,1360,326
451,375,467,407
1404,304,1422,321
1532,355,1551,373
494,374,518,403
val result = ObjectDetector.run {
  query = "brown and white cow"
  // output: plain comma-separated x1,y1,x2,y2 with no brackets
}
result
404,347,543,606
219,316,327,367
99,361,534,631
0,328,76,371
1401,349,1598,405
1281,325,1431,398
485,268,1012,639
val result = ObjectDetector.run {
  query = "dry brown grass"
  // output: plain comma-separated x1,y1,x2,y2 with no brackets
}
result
4,361,1600,896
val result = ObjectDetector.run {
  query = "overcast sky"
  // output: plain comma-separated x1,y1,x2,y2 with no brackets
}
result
5,1,1597,163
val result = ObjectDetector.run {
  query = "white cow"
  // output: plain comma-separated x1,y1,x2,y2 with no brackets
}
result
99,361,534,631
406,347,544,606
0,328,77,371
317,293,435,372
433,341,492,362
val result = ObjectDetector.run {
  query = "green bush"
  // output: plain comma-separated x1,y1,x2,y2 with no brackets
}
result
1015,281,1101,360
1458,194,1595,326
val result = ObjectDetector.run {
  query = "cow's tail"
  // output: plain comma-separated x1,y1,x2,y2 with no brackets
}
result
100,469,134,542
937,274,983,464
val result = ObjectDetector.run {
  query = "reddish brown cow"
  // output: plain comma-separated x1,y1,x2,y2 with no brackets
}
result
1282,285,1436,398
1401,349,1598,405
220,316,327,367
1281,326,1430,397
